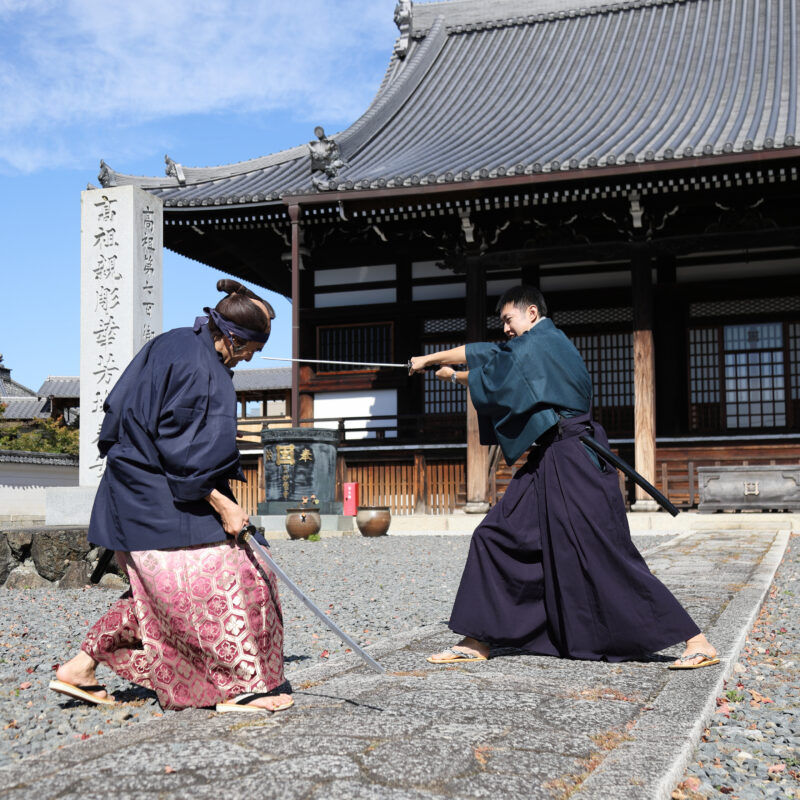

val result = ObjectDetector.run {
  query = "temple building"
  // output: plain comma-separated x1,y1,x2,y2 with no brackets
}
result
93,0,800,513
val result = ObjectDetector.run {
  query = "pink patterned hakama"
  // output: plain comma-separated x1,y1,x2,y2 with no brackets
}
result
81,540,285,710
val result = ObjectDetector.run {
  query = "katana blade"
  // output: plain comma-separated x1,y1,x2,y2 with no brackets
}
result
579,434,680,517
238,525,385,673
262,356,408,369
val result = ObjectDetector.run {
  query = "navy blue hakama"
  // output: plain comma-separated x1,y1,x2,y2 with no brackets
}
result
449,413,700,661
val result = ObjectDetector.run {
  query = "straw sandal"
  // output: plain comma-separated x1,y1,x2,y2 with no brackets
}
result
668,652,721,670
49,679,116,706
215,692,294,713
426,647,488,664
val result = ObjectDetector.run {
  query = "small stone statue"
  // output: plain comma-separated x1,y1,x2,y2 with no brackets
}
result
308,127,348,191
394,0,413,58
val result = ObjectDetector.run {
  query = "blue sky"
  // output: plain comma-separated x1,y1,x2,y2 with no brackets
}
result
0,0,399,392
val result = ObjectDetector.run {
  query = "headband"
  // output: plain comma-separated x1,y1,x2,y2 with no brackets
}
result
193,307,269,344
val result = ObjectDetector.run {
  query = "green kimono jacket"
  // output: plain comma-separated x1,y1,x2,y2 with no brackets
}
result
466,318,592,465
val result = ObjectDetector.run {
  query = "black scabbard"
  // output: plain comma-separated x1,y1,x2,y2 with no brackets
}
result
578,434,680,517
90,548,115,584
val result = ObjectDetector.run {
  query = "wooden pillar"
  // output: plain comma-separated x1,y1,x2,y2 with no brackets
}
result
654,252,687,437
289,204,301,427
465,256,489,513
631,248,658,511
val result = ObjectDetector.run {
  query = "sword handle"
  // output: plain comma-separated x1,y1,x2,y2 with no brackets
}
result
239,524,270,548
406,360,445,372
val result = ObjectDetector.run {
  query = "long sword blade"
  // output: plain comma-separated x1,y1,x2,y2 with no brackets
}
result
239,526,385,673
262,356,408,369
579,434,680,517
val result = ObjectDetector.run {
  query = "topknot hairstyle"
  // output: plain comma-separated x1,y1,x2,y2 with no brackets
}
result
208,279,275,344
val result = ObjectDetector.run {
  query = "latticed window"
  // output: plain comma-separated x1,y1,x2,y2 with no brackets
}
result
424,342,466,415
791,323,800,425
571,332,633,435
689,328,721,431
723,323,785,429
316,322,393,372
690,321,797,432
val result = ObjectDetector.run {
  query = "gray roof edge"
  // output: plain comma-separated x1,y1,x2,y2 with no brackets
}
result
0,448,78,465
37,377,80,397
99,143,310,191
339,17,449,159
1,376,37,398
411,0,691,34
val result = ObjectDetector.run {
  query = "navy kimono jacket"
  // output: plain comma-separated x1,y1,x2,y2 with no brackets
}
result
466,318,592,464
88,324,245,552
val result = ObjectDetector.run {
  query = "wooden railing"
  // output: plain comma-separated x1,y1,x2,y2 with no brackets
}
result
263,414,465,445
655,441,800,508
237,416,800,515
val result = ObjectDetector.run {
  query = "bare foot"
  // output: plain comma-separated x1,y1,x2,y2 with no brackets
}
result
428,636,489,663
55,651,109,701
674,633,717,666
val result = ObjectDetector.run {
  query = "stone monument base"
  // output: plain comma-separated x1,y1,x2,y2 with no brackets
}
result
45,486,98,526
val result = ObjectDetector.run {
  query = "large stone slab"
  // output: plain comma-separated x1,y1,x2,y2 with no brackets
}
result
45,485,97,526
29,528,91,581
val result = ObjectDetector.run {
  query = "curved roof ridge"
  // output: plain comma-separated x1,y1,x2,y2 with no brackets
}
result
412,0,696,35
338,17,449,162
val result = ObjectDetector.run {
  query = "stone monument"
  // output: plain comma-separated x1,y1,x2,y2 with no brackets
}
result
46,186,163,524
258,428,342,515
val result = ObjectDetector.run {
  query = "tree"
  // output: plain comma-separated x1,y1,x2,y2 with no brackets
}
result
0,403,79,455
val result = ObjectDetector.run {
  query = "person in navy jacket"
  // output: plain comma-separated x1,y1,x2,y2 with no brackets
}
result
50,280,295,712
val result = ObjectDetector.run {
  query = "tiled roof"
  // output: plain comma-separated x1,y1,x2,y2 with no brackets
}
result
232,368,292,391
0,397,50,420
0,368,36,399
0,449,78,466
99,0,798,206
37,377,80,398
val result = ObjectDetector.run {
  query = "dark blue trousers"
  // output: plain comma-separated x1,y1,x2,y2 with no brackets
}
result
449,413,700,661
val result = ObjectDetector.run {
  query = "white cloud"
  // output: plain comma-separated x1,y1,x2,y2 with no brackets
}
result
0,0,398,172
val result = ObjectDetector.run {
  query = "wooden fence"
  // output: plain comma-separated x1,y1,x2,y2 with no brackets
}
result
232,454,465,516
230,457,264,516
345,458,465,515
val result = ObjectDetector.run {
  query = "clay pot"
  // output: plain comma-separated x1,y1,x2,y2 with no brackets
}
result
285,509,321,539
355,506,391,537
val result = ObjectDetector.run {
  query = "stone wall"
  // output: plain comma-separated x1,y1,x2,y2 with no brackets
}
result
0,527,126,589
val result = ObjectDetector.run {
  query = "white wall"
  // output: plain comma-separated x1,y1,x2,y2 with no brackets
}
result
0,486,47,517
313,390,398,439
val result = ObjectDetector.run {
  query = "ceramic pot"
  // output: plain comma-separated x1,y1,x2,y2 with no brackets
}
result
355,506,391,537
285,509,321,539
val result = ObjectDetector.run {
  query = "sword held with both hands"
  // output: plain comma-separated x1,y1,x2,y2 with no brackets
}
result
261,355,452,376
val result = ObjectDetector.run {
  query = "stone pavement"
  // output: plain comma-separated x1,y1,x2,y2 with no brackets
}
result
0,527,790,800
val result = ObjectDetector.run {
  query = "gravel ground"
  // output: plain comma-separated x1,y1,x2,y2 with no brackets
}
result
2,529,779,780
673,533,800,800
